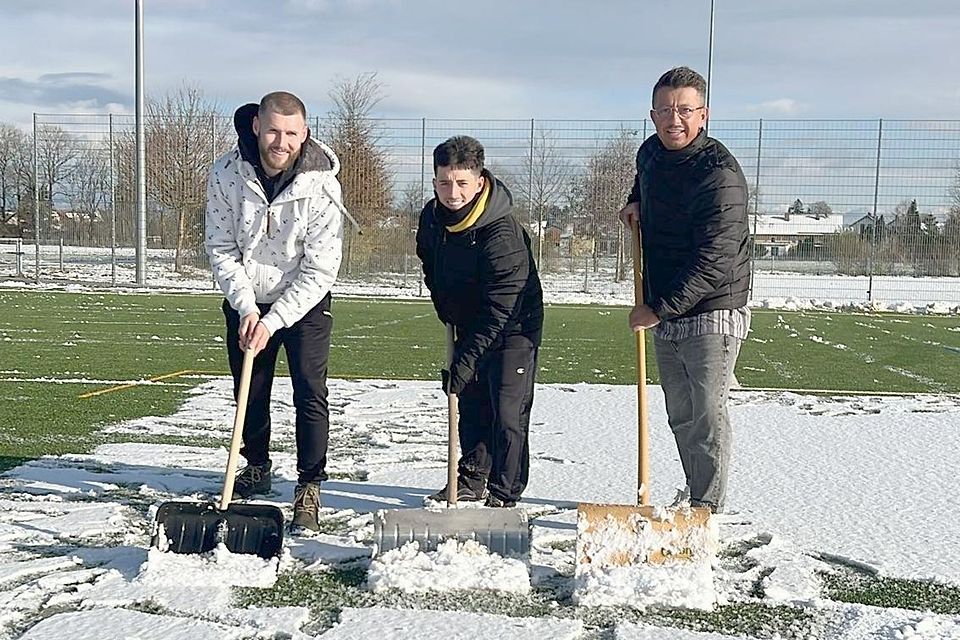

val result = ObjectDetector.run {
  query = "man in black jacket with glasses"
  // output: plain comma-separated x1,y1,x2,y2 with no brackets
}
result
619,67,751,515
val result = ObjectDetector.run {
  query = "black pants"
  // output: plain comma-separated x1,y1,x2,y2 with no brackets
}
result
223,294,333,484
457,334,538,503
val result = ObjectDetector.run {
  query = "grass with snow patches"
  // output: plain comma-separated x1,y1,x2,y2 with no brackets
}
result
822,566,960,615
234,534,958,637
235,563,823,638
2,289,958,472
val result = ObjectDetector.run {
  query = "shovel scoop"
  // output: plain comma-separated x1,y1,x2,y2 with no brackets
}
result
152,347,285,559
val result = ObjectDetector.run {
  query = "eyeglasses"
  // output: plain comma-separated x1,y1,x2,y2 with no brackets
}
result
652,105,705,120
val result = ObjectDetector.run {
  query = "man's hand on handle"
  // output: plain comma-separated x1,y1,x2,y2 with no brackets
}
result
618,201,640,229
239,312,271,355
629,304,660,332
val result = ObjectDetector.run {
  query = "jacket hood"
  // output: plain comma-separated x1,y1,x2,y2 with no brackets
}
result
233,102,339,177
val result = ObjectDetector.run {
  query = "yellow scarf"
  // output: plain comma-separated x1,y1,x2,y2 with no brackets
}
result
445,181,490,233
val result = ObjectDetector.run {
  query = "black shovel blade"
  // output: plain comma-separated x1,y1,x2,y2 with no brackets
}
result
152,501,285,559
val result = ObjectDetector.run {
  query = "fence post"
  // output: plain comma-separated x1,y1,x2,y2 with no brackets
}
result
749,118,763,300
15,238,23,277
109,113,117,285
210,114,216,164
418,117,426,296
583,253,589,293
868,119,883,302
33,113,40,283
527,118,536,266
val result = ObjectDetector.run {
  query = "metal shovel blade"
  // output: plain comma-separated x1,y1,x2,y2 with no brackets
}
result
374,507,530,558
153,500,285,559
576,503,714,568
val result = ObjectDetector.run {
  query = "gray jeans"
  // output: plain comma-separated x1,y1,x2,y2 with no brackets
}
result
653,333,742,511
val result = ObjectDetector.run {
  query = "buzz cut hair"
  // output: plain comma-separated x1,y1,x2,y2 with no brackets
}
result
258,91,307,119
652,67,707,106
433,136,484,174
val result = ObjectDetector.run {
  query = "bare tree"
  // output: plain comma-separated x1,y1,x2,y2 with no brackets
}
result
146,85,229,271
0,124,29,236
396,181,424,224
944,209,960,275
64,143,110,245
36,126,78,240
571,128,639,277
111,130,137,246
324,72,393,228
507,129,571,269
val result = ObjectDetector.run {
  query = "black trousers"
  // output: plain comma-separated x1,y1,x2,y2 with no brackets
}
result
223,294,332,484
457,334,538,502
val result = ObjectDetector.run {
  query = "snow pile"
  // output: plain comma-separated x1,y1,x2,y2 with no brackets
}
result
367,539,530,594
139,544,280,589
73,546,280,617
887,616,960,639
830,607,960,639
573,508,718,610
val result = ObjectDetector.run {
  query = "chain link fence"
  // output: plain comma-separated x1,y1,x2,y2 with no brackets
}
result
3,114,959,305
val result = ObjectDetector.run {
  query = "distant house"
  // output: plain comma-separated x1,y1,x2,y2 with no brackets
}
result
1,211,18,233
846,213,891,237
749,213,845,257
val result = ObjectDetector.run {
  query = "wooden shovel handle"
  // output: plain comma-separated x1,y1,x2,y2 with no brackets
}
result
631,223,650,506
220,346,255,511
446,324,459,508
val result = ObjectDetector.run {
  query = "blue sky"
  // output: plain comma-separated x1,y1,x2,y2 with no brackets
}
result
2,0,959,128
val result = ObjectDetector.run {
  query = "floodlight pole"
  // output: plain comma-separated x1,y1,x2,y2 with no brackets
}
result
135,0,147,285
705,0,715,135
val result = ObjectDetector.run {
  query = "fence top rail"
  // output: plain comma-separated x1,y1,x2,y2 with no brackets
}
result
31,113,960,125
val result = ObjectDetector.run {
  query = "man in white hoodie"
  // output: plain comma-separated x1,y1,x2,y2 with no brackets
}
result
205,91,346,532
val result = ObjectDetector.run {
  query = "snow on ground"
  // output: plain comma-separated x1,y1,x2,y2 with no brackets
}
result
2,377,959,638
3,245,960,313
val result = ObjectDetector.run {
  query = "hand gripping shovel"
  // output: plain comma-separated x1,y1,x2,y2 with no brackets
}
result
575,222,712,568
152,347,284,559
373,324,529,557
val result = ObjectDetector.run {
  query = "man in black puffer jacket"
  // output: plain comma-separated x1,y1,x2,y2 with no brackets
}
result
416,136,544,508
620,67,751,514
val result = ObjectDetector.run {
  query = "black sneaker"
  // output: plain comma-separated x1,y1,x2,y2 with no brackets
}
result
231,460,272,499
291,482,321,532
484,494,517,508
426,483,488,503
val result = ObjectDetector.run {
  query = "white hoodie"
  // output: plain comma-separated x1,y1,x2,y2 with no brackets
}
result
205,138,344,335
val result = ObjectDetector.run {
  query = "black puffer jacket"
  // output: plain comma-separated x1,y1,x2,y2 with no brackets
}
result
416,170,543,393
627,131,750,320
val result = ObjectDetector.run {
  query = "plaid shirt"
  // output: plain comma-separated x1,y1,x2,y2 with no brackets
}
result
652,306,751,342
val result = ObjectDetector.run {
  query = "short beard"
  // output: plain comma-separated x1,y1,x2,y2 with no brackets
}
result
258,143,298,175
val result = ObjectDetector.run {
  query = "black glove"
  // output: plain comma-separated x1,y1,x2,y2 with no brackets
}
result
440,368,451,395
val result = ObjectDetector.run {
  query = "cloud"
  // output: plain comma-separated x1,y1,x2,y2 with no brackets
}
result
745,98,806,117
0,74,129,111
282,0,396,13
39,72,112,83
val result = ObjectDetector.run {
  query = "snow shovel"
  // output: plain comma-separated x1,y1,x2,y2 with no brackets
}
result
373,324,529,557
152,346,284,559
576,222,713,568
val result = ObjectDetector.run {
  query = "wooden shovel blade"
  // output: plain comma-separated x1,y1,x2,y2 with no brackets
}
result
576,503,715,567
